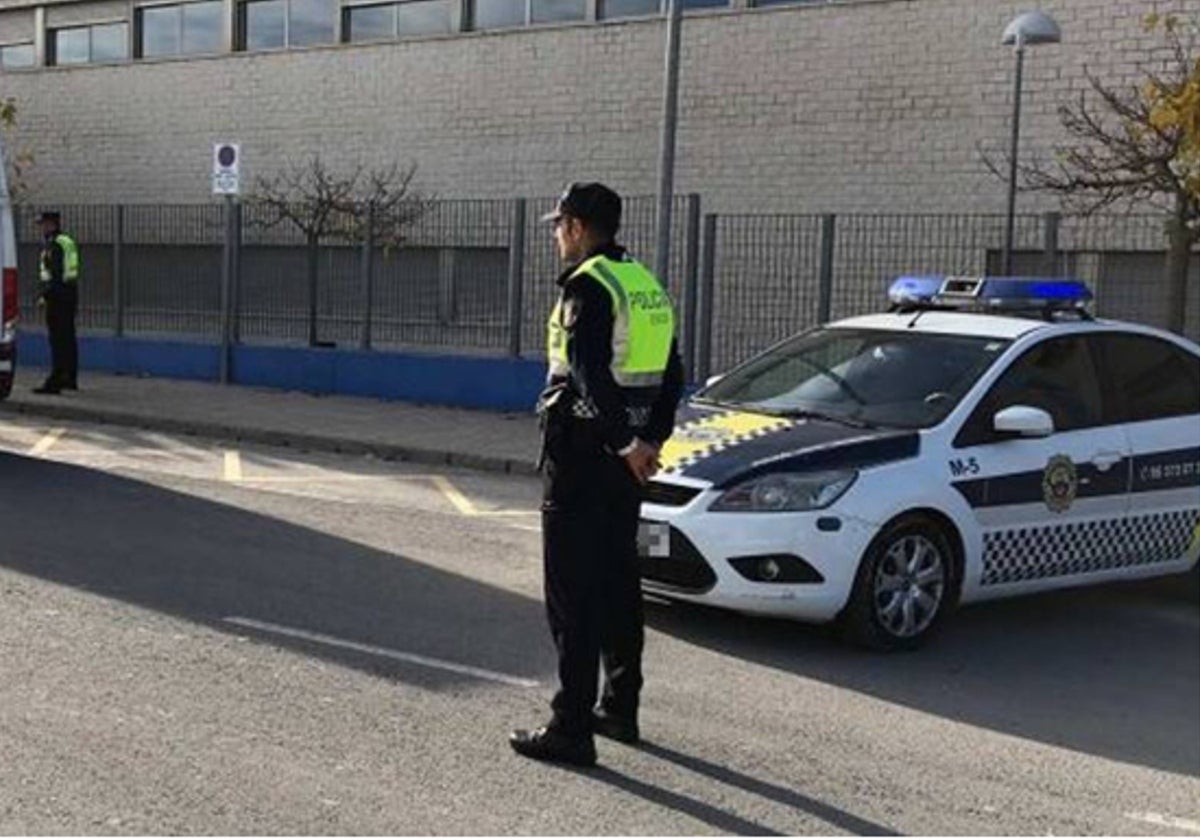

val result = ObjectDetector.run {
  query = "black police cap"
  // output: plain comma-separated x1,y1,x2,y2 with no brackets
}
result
541,183,622,235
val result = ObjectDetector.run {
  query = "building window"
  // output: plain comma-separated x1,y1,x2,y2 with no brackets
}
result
137,1,224,58
531,0,584,23
599,0,726,17
344,0,452,41
240,0,335,50
473,0,522,29
49,22,129,65
472,0,584,29
0,42,35,69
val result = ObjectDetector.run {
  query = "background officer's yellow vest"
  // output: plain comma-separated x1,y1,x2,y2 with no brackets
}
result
547,255,675,388
40,234,81,283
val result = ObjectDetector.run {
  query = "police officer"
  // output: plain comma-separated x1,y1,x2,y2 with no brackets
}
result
510,183,684,767
34,211,80,395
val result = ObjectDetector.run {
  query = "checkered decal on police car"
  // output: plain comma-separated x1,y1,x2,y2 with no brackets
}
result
661,418,792,475
982,508,1200,586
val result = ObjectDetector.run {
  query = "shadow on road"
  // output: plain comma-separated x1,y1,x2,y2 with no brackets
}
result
566,764,783,836
639,741,901,835
0,451,553,691
647,577,1200,778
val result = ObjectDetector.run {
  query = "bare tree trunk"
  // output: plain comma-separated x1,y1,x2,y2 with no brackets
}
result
306,233,320,347
1164,198,1194,336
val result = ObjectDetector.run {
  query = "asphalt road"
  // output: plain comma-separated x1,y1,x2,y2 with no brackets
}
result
0,416,1197,835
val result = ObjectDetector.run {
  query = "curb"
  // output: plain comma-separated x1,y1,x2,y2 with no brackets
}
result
0,400,540,478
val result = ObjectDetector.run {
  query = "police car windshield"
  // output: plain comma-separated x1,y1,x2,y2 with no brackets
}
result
700,328,1009,429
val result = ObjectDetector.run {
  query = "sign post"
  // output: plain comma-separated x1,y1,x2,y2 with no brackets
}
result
213,143,240,385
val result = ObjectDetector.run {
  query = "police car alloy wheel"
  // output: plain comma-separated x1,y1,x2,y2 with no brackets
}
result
839,515,958,651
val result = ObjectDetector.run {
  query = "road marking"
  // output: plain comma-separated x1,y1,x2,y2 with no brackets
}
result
432,475,478,515
432,475,538,519
223,617,539,689
28,428,67,457
223,450,243,482
1126,812,1200,834
236,474,440,484
505,522,542,534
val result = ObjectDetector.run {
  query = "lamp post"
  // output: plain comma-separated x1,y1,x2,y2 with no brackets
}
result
654,0,684,284
1001,10,1061,275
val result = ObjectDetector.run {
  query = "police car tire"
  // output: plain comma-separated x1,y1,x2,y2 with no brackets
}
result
838,514,957,652
1181,562,1200,604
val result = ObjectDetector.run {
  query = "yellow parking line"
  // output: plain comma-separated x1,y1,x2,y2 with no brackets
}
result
235,473,440,485
432,475,478,516
28,428,67,457
223,450,243,482
431,475,538,519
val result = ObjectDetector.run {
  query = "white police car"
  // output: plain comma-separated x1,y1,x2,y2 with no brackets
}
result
640,276,1200,650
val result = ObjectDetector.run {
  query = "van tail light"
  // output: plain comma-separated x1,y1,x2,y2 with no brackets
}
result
2,267,18,334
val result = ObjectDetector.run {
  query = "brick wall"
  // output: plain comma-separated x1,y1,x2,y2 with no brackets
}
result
0,0,1186,212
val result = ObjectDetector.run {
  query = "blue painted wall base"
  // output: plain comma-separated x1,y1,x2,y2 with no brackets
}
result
17,332,547,412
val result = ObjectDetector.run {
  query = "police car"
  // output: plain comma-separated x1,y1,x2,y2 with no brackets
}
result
639,276,1200,650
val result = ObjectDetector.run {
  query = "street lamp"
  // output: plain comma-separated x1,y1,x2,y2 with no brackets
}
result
654,0,684,284
1000,10,1061,275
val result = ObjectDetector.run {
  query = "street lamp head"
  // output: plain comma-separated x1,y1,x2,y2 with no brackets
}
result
1002,10,1062,48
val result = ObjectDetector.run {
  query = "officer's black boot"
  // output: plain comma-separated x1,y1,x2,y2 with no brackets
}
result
509,726,596,767
32,379,61,395
592,708,640,745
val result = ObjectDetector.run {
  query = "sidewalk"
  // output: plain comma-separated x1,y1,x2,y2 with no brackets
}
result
2,368,542,476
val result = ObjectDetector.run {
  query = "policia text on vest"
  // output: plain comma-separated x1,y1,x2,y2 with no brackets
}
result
34,211,80,395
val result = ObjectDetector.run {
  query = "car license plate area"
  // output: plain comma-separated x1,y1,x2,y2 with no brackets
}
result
638,521,670,558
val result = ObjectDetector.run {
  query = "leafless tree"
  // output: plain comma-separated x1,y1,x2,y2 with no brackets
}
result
249,155,432,346
983,15,1199,333
1,98,37,203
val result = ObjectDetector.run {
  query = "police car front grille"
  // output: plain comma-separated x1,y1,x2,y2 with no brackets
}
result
640,528,717,593
643,481,701,507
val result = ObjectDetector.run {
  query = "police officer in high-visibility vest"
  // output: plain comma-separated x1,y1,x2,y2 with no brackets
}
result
510,183,684,767
34,211,80,395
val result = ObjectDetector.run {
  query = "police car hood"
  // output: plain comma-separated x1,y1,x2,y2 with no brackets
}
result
658,403,919,488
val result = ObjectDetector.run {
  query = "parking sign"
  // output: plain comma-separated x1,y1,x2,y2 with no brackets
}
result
212,143,240,195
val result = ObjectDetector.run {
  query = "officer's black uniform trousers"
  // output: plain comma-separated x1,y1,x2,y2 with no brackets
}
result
541,420,644,737
44,284,79,388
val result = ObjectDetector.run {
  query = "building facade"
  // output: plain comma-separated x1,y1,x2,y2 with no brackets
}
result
0,0,1183,210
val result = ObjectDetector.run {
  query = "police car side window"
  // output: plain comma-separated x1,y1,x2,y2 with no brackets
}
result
955,336,1105,447
1095,333,1200,423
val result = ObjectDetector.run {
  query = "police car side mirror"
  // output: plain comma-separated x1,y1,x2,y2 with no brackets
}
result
993,405,1055,439
705,374,724,389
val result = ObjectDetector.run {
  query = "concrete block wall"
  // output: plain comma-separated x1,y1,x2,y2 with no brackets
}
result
0,0,1188,213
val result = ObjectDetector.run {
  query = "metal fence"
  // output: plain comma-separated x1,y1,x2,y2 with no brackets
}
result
697,212,1198,377
16,202,1198,382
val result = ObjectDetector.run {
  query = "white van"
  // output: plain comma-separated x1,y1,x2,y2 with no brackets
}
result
0,143,17,400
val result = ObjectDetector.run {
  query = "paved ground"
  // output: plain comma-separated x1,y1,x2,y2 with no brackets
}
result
0,413,1197,835
3,367,541,475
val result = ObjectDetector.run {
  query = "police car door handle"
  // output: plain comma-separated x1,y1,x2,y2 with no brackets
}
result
1091,451,1123,472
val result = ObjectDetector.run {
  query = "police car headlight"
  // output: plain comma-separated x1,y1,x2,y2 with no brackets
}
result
710,470,857,513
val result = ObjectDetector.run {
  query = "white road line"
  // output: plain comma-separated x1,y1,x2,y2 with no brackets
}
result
223,617,539,689
223,450,243,482
1126,812,1200,834
28,428,67,457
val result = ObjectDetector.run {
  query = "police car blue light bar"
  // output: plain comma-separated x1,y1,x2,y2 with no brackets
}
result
889,275,1093,311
